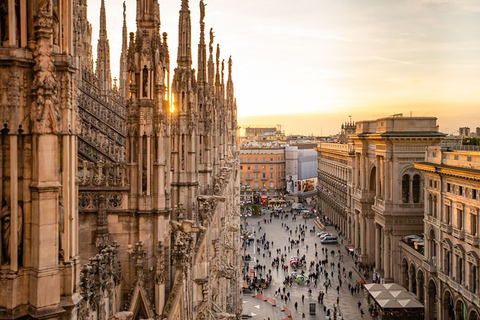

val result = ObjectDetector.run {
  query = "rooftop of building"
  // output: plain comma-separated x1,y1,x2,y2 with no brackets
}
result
354,114,444,136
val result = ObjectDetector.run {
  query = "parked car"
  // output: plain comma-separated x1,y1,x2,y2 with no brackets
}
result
321,236,338,244
316,231,329,237
319,233,332,240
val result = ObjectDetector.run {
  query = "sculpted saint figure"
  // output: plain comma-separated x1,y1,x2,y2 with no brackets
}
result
199,0,206,24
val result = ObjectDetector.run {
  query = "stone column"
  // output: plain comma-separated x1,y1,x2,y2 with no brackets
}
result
408,270,413,292
354,211,359,248
146,135,151,195
360,214,366,256
375,224,381,269
384,157,390,201
384,229,391,279
359,154,364,191
354,153,358,188
10,135,18,272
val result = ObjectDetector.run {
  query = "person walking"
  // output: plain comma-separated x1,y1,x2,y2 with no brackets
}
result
294,301,298,311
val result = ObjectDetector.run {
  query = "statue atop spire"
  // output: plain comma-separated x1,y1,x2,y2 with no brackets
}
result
209,28,215,55
228,56,232,82
200,0,206,24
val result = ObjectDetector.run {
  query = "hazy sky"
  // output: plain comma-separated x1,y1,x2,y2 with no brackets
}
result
88,0,480,135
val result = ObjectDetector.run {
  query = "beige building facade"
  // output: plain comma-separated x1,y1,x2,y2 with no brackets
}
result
399,146,480,320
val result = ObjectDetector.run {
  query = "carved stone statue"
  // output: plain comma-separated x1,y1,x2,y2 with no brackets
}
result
1,203,23,265
209,28,214,54
199,0,206,24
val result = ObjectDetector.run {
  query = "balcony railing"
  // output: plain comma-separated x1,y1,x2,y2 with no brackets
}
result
465,233,479,247
441,223,453,234
453,227,465,240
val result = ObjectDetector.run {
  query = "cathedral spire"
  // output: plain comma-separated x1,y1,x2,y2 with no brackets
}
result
119,1,128,98
96,0,112,93
227,56,234,101
197,0,207,84
177,0,192,66
207,28,215,91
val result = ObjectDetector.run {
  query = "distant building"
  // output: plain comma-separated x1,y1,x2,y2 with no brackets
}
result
240,147,286,203
460,127,471,137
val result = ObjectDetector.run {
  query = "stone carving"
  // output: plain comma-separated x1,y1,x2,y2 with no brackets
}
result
155,241,165,284
79,243,121,316
31,2,60,134
1,203,23,265
197,195,225,225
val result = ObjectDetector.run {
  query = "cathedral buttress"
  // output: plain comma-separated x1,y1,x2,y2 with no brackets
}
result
125,0,170,316
171,0,198,217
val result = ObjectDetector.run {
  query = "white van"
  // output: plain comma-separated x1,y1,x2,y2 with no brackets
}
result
321,236,338,244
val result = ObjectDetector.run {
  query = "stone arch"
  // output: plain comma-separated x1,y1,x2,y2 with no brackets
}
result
469,310,479,320
455,298,466,320
443,290,454,320
427,279,438,320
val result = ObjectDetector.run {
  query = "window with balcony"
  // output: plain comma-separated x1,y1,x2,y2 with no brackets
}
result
270,182,274,188
254,173,258,179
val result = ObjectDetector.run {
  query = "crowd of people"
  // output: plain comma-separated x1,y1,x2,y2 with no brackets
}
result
242,205,376,319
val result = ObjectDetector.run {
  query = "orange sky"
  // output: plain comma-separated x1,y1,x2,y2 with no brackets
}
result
89,0,480,136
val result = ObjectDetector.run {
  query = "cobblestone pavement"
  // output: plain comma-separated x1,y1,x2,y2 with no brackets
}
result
242,208,374,320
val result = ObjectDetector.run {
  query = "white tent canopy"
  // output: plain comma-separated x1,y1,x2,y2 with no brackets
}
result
364,283,424,309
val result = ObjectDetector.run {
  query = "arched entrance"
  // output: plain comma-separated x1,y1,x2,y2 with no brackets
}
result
455,299,466,320
469,310,479,320
402,258,409,289
427,280,438,320
443,291,454,320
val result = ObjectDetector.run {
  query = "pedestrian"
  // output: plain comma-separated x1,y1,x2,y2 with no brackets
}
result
302,294,305,304
294,301,298,311
302,313,306,319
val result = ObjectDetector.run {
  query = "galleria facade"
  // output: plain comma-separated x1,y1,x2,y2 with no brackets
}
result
0,0,241,320
317,116,480,320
